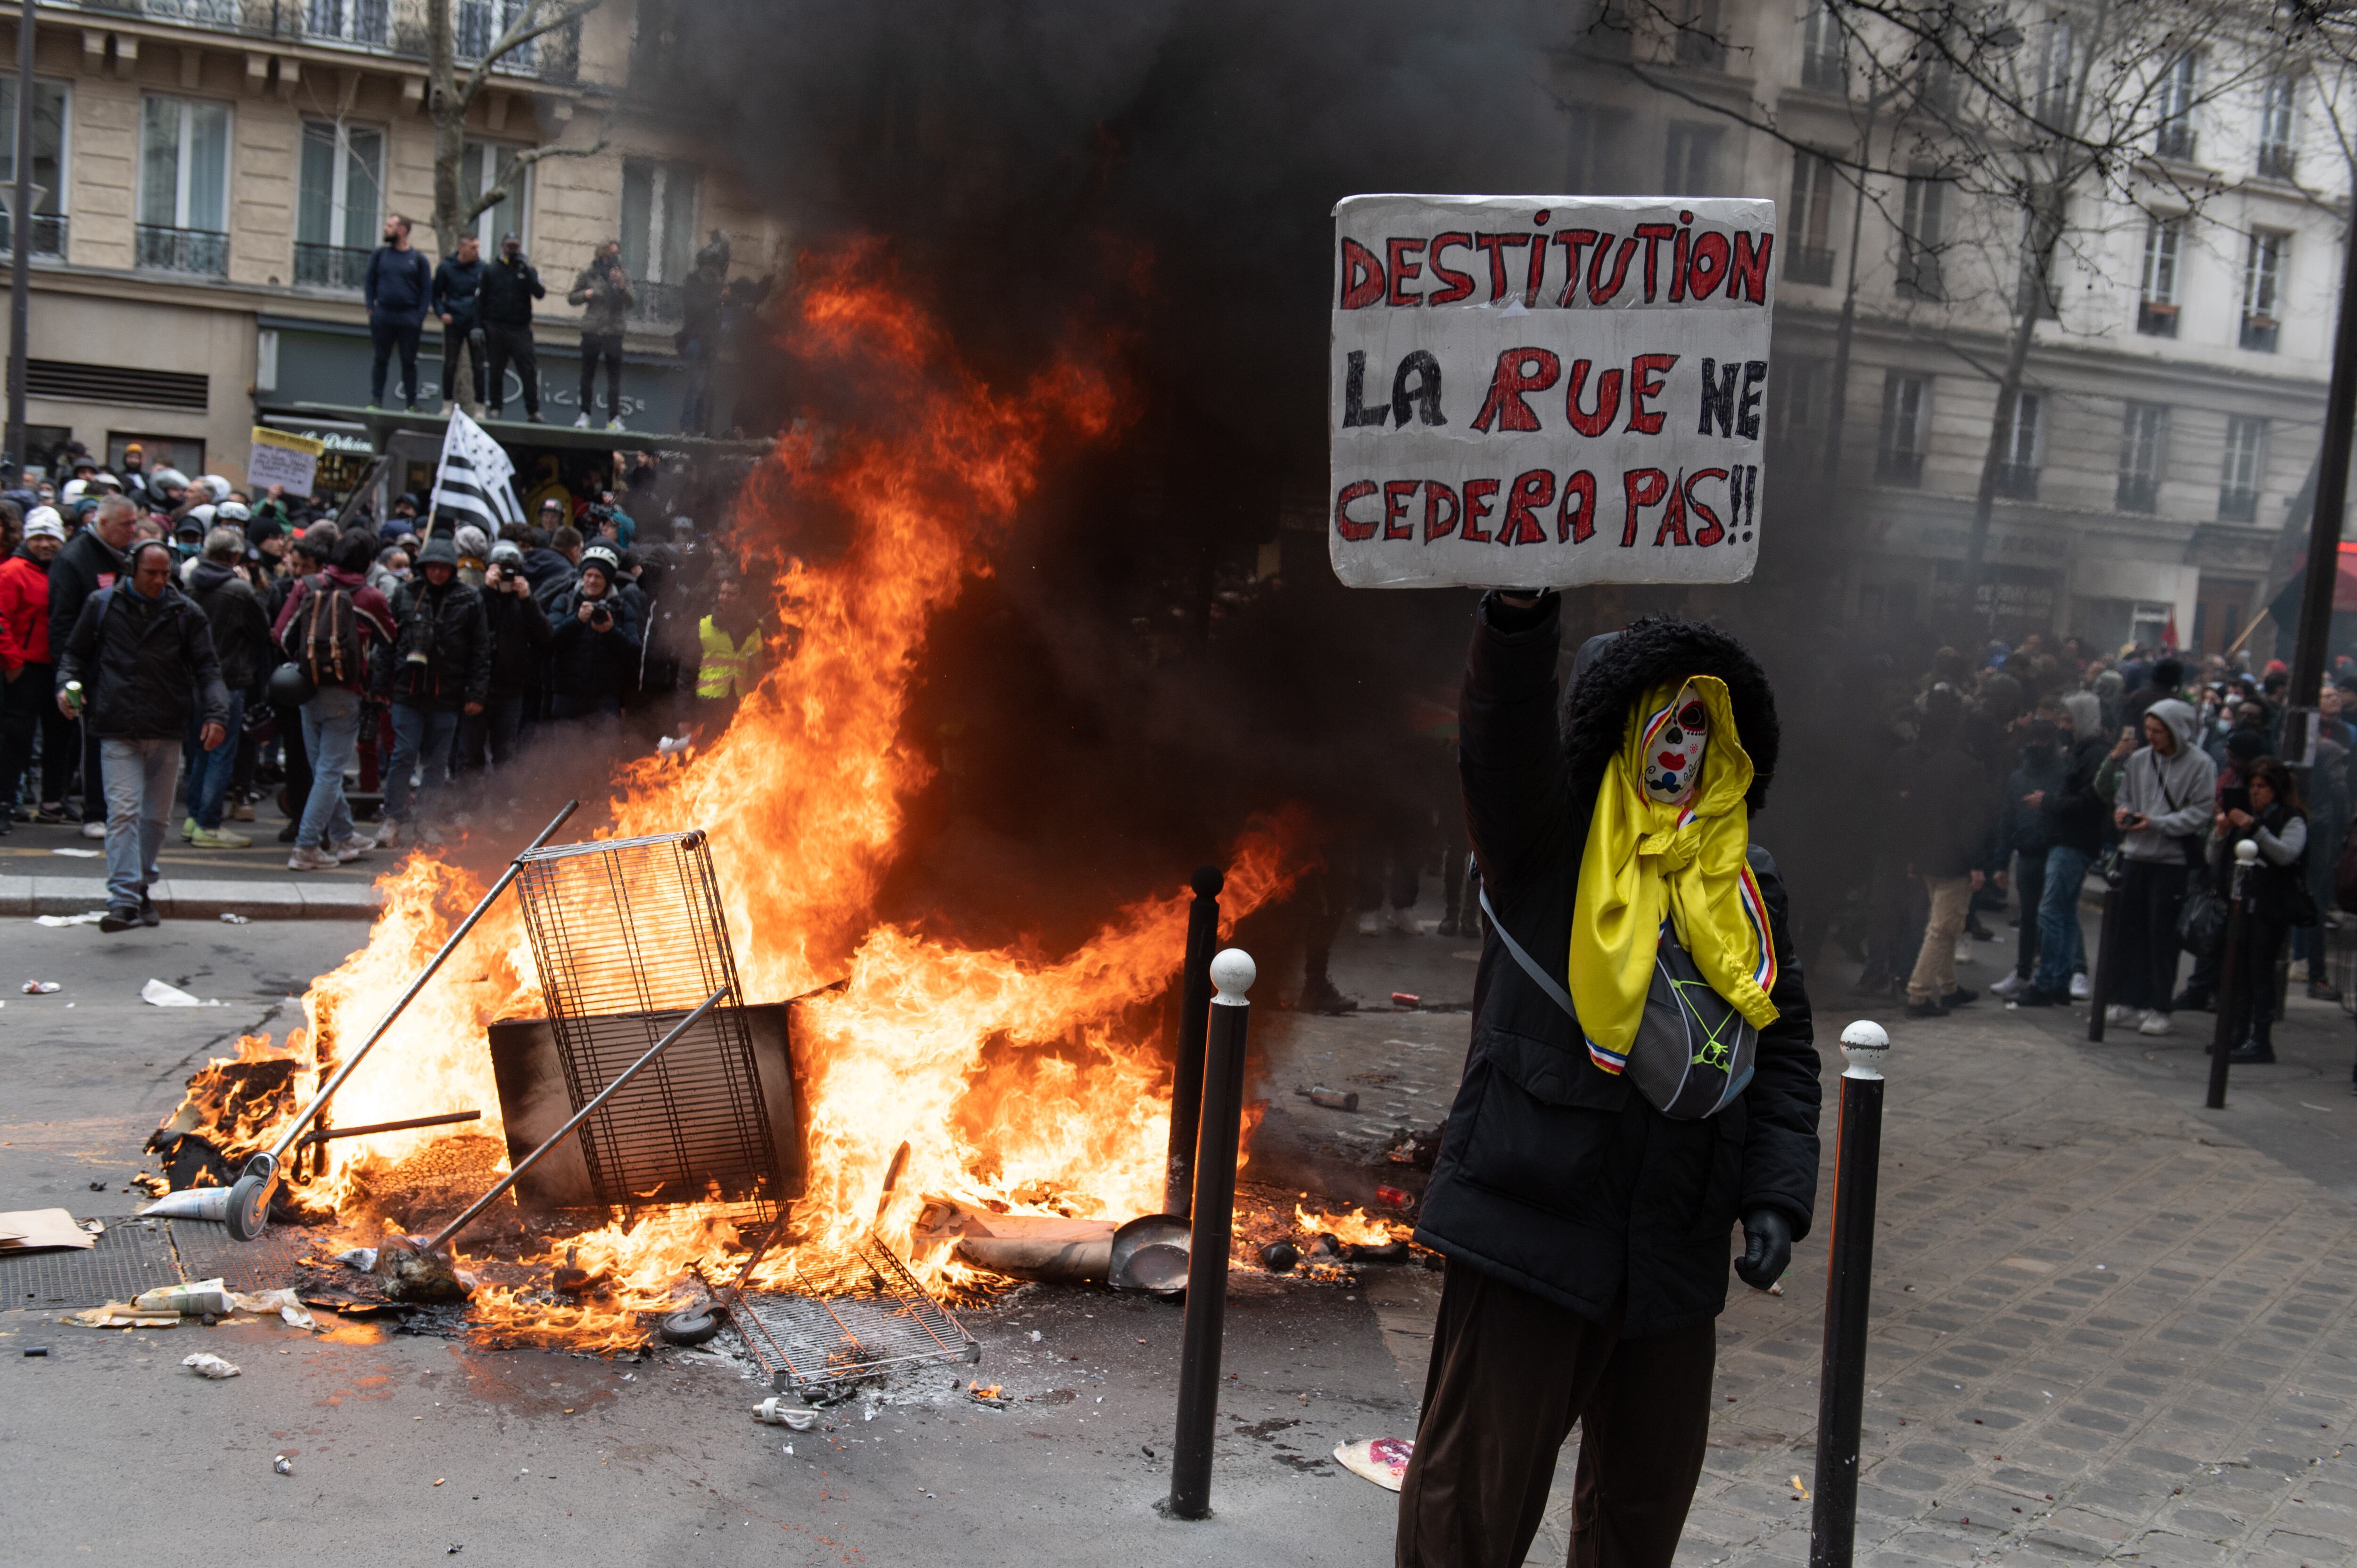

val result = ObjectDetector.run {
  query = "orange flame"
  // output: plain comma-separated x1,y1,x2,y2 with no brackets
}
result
157,245,1311,1343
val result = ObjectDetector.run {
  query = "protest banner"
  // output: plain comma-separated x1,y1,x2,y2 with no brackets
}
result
1330,194,1774,589
246,426,325,498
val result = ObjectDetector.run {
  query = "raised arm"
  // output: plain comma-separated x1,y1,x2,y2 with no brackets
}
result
1459,590,1573,911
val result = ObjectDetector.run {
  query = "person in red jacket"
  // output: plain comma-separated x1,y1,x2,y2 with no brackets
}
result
0,506,74,824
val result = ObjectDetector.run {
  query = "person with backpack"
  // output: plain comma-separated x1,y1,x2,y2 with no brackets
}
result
374,534,490,847
181,526,272,849
54,540,229,932
1395,597,1820,1568
271,530,396,871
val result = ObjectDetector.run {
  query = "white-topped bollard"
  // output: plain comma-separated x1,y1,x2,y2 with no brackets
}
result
1167,948,1256,1521
1811,1019,1891,1568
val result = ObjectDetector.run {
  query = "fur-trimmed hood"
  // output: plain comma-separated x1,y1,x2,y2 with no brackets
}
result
1563,615,1780,817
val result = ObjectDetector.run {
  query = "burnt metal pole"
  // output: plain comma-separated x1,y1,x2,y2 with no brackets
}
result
2085,860,2123,1043
2205,840,2257,1112
2285,190,2357,761
1808,1020,1890,1568
1167,947,1253,1521
7,0,33,470
1164,865,1223,1219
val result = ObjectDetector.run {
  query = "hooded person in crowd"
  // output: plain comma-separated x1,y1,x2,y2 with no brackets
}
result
2017,691,2109,1007
181,525,272,849
1396,597,1819,1568
1895,685,1994,1017
373,533,490,847
2099,698,2217,1037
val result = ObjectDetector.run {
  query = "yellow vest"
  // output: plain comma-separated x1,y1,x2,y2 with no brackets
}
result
696,616,761,700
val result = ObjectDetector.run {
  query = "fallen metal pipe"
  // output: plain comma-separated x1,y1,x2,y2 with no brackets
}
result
223,800,579,1241
419,987,730,1256
296,1110,481,1145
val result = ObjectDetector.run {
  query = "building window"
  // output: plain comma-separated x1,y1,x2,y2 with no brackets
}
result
2156,54,2198,161
1997,391,2040,499
2219,415,2265,521
1800,0,1846,91
459,0,535,65
1896,165,1944,300
1662,122,1722,198
621,157,698,321
2258,74,2297,180
460,140,528,251
295,121,383,290
2241,231,2285,353
304,0,389,46
2118,402,2167,512
1566,105,1622,194
1674,0,1723,68
0,77,68,258
1877,372,1928,486
137,95,230,277
1784,149,1838,284
2137,218,2181,337
2036,18,2074,124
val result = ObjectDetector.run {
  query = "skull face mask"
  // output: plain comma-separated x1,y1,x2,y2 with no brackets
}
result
1641,683,1709,805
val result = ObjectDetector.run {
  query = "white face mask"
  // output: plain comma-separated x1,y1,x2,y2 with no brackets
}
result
1642,684,1709,806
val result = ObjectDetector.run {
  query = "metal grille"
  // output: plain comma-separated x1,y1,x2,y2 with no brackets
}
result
168,1219,320,1295
0,1220,179,1311
514,831,781,1228
728,1234,980,1394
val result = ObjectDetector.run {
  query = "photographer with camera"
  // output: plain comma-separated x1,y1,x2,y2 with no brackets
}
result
464,539,554,770
371,533,491,848
479,231,547,422
546,541,640,723
568,238,635,432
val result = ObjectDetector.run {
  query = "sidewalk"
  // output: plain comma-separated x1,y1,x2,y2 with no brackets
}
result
3,803,385,920
1277,886,2357,1566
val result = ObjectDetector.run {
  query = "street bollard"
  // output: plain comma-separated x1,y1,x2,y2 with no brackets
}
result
2087,861,2124,1042
2205,840,2258,1111
1808,1020,1890,1568
1166,948,1253,1521
1164,867,1224,1220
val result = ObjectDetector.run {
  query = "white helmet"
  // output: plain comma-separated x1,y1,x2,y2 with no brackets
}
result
148,467,191,498
199,474,231,501
216,500,251,523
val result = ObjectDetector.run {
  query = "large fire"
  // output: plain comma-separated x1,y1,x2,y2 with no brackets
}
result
163,246,1312,1347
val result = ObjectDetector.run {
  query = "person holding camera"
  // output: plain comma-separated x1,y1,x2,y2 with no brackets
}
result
372,533,490,848
569,239,635,432
546,541,640,722
2099,700,2217,1038
465,539,553,770
478,231,546,422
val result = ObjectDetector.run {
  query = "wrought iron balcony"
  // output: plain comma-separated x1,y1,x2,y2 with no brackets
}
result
0,212,66,258
293,241,374,289
28,0,578,83
2136,299,2179,338
627,279,684,322
2115,475,2160,513
1994,462,2040,500
2257,142,2297,181
1799,50,1846,93
1876,449,1924,487
2218,485,2260,523
2240,314,2279,354
135,223,228,277
2155,122,2197,162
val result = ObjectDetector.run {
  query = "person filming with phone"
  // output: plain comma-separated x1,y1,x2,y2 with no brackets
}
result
2100,700,2216,1038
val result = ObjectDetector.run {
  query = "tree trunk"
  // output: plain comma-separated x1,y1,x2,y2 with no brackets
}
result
1820,109,1877,492
427,0,465,260
1961,178,2067,636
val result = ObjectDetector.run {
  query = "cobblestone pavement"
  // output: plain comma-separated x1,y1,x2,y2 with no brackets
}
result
1282,888,2357,1567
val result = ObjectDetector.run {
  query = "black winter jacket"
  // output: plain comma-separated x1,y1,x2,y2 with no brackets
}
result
2045,734,2112,859
46,528,125,661
56,583,229,740
546,589,641,705
478,254,545,328
433,256,486,330
186,559,273,692
1413,595,1821,1336
379,576,493,710
481,584,553,693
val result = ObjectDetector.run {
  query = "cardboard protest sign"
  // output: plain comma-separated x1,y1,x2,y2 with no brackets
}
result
1330,194,1774,589
246,426,324,498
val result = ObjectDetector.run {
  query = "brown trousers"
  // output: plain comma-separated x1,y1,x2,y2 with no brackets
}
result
1395,1259,1716,1568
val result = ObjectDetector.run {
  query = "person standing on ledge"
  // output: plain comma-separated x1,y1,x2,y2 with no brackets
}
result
1397,591,1821,1568
363,214,434,413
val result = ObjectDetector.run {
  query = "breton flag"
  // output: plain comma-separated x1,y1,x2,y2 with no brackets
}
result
429,408,526,538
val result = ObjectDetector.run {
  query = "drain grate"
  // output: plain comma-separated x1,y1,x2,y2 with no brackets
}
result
0,1219,180,1310
728,1235,978,1394
168,1219,321,1295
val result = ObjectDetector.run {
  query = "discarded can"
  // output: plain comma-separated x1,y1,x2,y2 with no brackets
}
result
1258,1240,1300,1273
272,1454,293,1475
1390,992,1420,1008
1298,1086,1359,1112
140,1279,236,1316
21,981,58,995
752,1396,818,1430
1374,1184,1415,1209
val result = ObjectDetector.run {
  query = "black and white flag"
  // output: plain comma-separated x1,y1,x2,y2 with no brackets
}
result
429,408,526,537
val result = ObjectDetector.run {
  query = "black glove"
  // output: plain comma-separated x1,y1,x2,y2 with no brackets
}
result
1735,1208,1791,1290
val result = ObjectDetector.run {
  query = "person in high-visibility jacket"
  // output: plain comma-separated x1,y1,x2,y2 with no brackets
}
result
692,573,761,736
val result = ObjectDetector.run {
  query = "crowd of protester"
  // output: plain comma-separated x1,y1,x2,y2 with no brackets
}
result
1860,632,2357,1081
0,439,765,929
